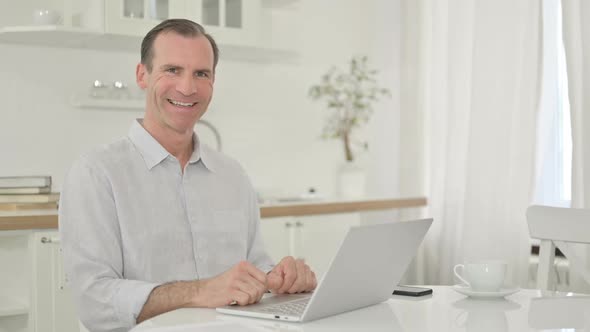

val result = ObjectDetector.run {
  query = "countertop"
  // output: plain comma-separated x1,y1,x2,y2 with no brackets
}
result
0,197,427,231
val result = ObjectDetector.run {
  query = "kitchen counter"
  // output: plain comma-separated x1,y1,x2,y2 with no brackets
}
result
0,209,59,231
259,197,426,218
0,197,427,231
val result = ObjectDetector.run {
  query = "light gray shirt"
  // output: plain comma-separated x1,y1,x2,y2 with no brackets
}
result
59,119,274,332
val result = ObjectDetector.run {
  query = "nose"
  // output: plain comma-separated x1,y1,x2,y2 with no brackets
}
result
176,74,197,96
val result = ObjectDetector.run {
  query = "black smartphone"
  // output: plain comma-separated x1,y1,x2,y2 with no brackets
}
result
392,285,433,297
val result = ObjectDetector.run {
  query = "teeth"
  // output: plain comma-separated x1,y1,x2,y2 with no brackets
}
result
169,99,195,107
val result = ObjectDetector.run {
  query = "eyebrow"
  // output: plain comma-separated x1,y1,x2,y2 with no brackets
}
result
159,64,179,70
159,64,213,73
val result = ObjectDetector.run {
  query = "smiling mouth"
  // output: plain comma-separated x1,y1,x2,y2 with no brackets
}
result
168,99,197,108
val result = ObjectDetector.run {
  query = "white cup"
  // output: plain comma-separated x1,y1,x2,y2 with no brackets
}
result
33,9,62,25
453,261,507,292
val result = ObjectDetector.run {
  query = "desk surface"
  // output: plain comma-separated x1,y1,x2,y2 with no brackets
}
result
131,286,590,332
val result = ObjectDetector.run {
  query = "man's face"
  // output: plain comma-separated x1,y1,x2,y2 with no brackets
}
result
136,32,215,136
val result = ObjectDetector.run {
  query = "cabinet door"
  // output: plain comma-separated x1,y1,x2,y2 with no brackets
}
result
105,0,188,36
261,214,361,280
296,214,360,280
260,217,291,264
29,232,79,332
186,0,261,46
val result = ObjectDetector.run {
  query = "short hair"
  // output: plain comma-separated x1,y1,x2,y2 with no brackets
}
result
141,18,219,72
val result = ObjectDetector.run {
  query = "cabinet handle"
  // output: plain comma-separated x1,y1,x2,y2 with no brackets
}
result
285,222,292,228
41,236,61,244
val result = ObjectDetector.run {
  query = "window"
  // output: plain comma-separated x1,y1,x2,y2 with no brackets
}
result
534,0,572,207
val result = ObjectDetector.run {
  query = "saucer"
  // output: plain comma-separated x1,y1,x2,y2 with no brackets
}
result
452,284,520,298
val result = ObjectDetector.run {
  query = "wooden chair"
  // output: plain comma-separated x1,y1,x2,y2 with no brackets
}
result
526,205,590,290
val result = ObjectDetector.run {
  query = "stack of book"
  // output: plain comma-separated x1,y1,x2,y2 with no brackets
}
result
0,176,59,210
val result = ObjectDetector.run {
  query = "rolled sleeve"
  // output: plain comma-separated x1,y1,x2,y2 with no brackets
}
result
59,156,158,331
114,280,159,327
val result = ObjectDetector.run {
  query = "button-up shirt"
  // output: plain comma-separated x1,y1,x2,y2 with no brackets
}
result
59,119,274,332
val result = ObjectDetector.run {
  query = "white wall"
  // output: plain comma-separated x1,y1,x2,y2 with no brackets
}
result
0,0,402,200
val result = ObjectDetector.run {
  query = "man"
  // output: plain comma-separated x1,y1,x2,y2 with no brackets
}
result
59,19,316,332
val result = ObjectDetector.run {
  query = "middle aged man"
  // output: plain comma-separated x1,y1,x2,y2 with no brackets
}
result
59,19,316,332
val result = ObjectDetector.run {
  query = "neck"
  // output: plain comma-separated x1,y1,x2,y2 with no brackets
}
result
141,119,194,170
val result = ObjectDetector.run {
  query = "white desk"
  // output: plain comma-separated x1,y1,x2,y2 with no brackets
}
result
131,286,590,332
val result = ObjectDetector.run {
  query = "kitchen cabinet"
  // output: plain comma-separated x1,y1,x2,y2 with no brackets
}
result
0,1,299,61
104,0,188,36
0,231,29,332
0,229,78,332
29,231,79,332
260,214,360,279
105,0,261,47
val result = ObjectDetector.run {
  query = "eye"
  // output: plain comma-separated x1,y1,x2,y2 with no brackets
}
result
165,67,178,74
196,71,210,78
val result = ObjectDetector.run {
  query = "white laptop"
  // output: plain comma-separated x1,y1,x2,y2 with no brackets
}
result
216,218,433,322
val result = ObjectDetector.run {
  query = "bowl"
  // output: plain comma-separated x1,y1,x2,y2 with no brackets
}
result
32,9,62,25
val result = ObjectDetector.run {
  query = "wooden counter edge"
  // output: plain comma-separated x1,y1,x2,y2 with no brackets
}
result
0,215,58,231
0,197,428,231
260,197,427,218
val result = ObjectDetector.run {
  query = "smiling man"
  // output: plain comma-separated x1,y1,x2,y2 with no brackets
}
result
59,19,316,332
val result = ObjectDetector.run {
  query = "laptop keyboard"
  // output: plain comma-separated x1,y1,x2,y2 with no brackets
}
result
258,298,310,316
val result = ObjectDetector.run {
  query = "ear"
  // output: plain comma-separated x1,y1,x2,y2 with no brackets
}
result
136,63,148,89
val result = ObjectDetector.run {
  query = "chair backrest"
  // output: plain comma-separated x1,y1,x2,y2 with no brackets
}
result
526,205,590,290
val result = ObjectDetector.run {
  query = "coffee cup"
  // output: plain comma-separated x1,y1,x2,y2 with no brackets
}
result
453,260,507,292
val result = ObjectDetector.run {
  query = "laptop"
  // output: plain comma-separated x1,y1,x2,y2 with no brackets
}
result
216,218,433,322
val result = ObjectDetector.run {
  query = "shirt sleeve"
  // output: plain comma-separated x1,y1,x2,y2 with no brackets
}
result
59,156,159,332
244,176,275,273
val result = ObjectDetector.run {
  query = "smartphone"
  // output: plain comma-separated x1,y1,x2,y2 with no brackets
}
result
393,285,433,297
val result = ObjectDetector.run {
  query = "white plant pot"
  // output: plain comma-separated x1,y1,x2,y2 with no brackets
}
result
337,161,366,199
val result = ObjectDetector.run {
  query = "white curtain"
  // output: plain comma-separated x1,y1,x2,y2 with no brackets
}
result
402,0,542,286
560,0,590,292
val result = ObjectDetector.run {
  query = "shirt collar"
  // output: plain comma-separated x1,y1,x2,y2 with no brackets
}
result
128,119,216,172
189,132,218,172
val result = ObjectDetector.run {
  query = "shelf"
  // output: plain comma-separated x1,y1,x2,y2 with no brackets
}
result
0,25,299,63
219,44,299,63
70,95,144,111
0,297,28,317
262,0,300,9
0,25,140,52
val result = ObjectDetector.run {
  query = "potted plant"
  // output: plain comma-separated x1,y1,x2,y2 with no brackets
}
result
308,55,391,162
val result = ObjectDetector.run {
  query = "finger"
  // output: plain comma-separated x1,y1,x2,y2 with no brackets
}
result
234,279,258,304
297,263,311,293
241,275,266,303
305,266,315,292
287,260,307,293
267,264,284,290
231,290,251,306
278,257,298,294
267,269,284,292
241,261,268,286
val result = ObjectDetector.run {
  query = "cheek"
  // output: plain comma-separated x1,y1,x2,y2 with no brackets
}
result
198,81,214,96
152,78,174,98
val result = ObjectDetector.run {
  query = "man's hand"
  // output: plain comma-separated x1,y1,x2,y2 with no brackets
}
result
195,261,268,307
267,256,317,294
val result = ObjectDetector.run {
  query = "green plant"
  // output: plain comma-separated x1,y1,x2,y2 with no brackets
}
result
309,55,391,162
